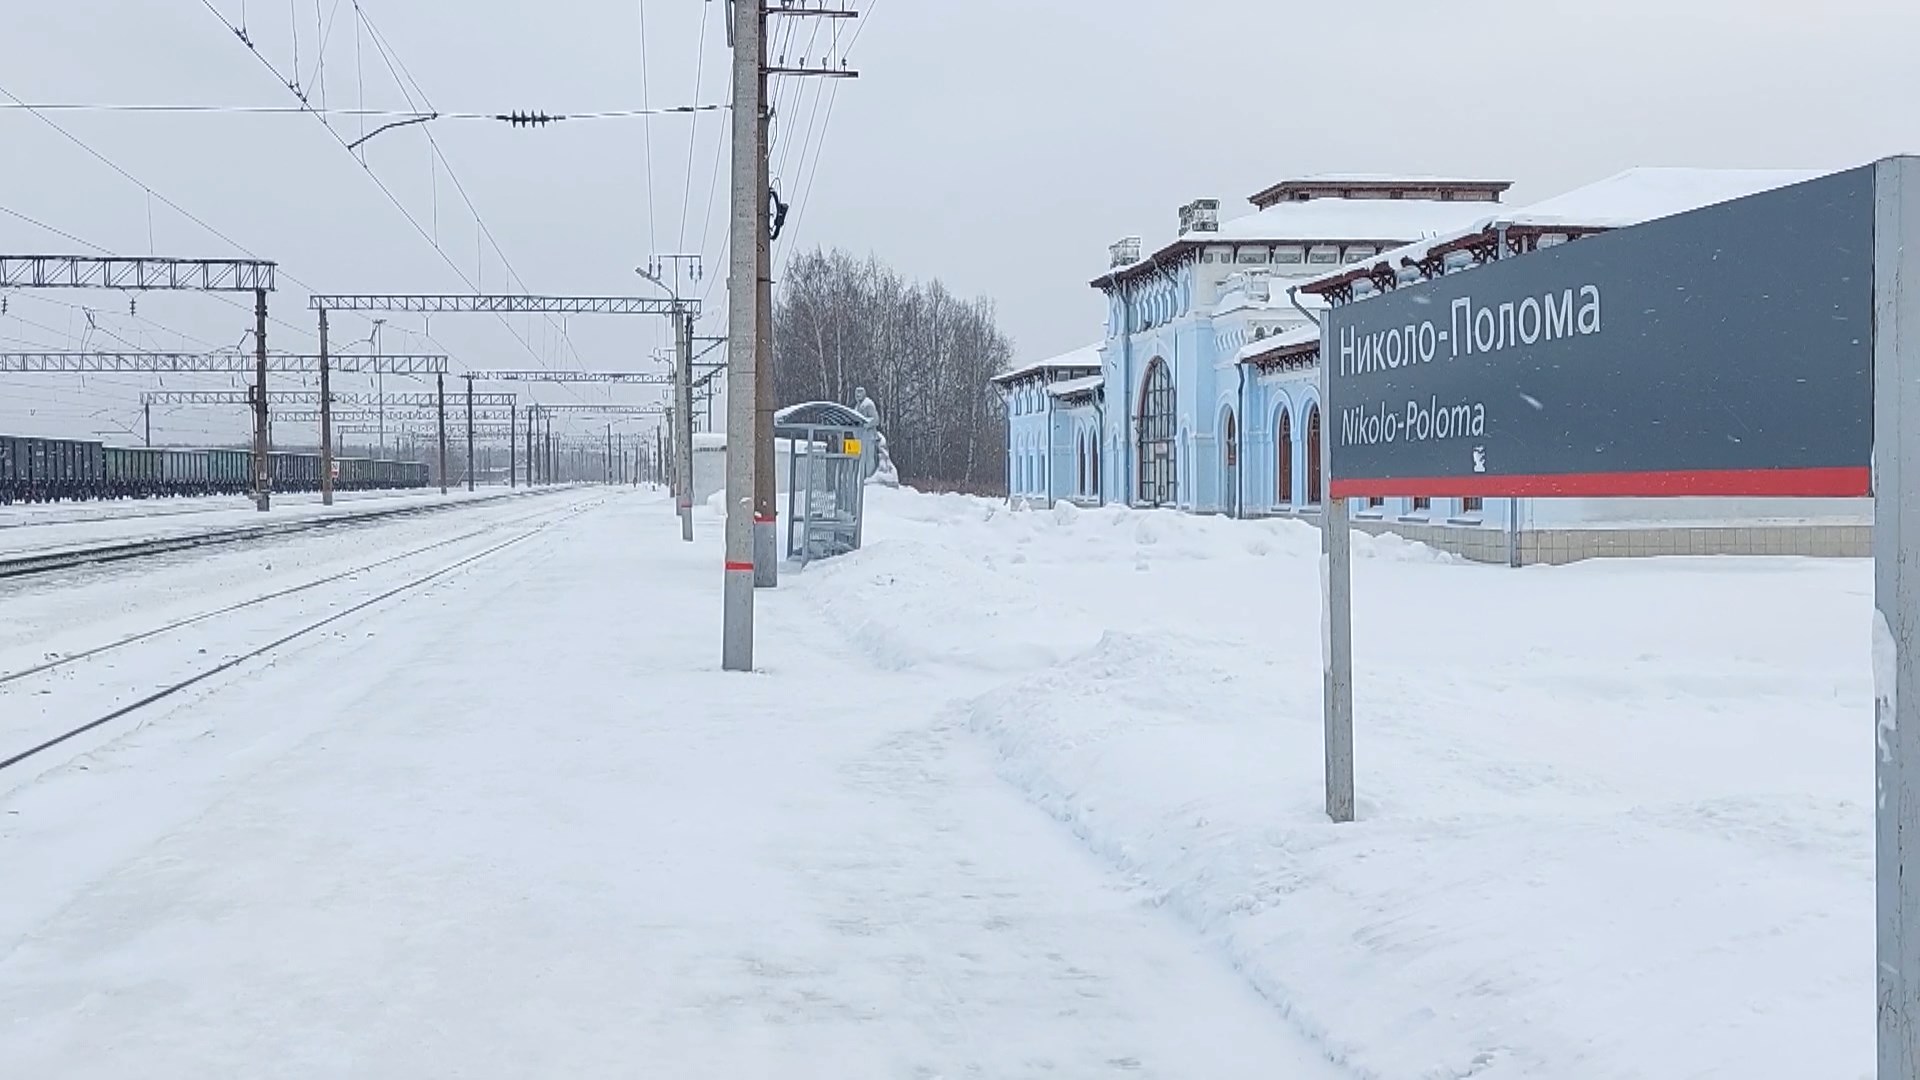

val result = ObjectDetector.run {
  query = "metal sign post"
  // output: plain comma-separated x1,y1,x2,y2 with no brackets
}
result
1875,155,1920,1078
1319,357,1355,824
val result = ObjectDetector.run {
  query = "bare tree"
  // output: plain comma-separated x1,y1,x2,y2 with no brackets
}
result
774,248,1012,492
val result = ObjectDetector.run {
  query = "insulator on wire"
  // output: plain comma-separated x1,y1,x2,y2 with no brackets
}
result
496,111,564,129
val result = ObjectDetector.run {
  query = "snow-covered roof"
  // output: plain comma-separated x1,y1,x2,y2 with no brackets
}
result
1287,172,1503,185
1210,197,1493,243
1045,375,1106,399
990,343,1102,385
1097,198,1498,285
774,401,870,429
1298,167,1835,293
1247,175,1513,211
1235,324,1320,365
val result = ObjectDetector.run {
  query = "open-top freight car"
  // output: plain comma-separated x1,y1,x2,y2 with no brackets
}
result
0,435,101,503
0,433,431,504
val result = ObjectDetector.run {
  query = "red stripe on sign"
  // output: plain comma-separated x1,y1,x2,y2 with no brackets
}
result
1329,466,1871,500
754,514,776,524
724,561,755,572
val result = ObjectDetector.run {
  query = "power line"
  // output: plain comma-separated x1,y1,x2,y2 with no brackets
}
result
0,80,322,345
347,0,599,384
779,0,875,263
0,101,725,121
677,0,712,251
191,0,590,390
635,0,658,257
695,66,734,313
0,204,108,254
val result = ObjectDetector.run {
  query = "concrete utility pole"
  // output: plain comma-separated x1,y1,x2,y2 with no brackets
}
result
437,372,448,495
638,258,700,538
754,97,777,589
319,307,334,505
719,0,859,666
677,312,696,540
527,405,538,484
143,401,151,447
721,0,767,671
465,374,476,491
509,402,518,487
373,318,386,456
252,287,271,511
606,423,614,485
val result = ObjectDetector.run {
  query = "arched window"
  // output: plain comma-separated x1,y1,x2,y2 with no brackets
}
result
1306,403,1323,506
1220,406,1239,516
1275,407,1293,506
1137,359,1176,505
1076,434,1088,497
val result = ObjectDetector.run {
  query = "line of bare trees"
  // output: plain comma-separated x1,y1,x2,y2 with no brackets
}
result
773,247,1012,492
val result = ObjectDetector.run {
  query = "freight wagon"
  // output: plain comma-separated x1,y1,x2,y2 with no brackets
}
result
0,433,431,504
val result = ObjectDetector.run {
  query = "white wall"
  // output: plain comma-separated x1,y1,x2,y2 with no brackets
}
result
1532,496,1871,528
691,436,803,506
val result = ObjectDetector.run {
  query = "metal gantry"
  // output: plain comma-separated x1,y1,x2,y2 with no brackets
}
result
307,291,695,502
339,422,517,438
1,253,279,509
0,351,448,374
308,294,691,316
140,390,516,408
527,403,665,416
464,369,669,384
0,255,274,292
270,409,514,424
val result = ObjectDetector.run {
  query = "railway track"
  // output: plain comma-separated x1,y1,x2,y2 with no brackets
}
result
0,487,472,532
0,487,566,581
0,494,605,776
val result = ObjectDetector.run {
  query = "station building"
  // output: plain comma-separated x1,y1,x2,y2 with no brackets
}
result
992,169,1871,563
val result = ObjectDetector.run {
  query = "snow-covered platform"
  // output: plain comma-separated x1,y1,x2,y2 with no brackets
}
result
0,485,1875,1077
0,489,1339,1079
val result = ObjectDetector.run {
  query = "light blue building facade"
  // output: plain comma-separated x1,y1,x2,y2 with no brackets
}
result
1083,177,1507,517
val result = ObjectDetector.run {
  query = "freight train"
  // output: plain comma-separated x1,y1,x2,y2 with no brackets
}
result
0,434,431,505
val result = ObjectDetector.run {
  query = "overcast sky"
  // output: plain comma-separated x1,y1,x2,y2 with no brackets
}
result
2,0,1916,445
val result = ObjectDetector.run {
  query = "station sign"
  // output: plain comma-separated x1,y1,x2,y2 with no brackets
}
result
1324,167,1875,498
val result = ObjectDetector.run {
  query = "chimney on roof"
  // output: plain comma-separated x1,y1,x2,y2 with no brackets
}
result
1179,198,1220,235
1109,236,1142,268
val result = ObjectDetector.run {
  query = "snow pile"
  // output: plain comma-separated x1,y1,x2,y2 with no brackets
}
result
801,487,1876,1078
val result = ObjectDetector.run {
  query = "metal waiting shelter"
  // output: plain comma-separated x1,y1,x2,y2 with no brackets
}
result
774,401,875,564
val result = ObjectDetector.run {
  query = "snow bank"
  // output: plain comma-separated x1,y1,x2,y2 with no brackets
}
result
800,487,1877,1079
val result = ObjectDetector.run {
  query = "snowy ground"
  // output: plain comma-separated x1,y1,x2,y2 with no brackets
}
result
0,484,545,558
817,488,1872,1079
0,486,1874,1077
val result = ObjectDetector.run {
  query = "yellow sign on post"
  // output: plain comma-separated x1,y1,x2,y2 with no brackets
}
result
842,435,863,456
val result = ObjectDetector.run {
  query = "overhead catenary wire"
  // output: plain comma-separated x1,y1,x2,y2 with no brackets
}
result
635,0,658,259
0,80,326,347
349,0,644,392
191,0,598,399
778,0,876,264
0,101,727,123
676,1,712,251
